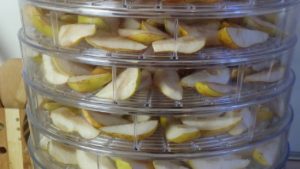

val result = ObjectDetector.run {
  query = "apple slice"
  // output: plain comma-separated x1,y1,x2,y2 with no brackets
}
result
58,24,96,47
153,161,189,169
188,155,250,169
118,29,168,44
101,120,158,141
164,20,188,37
50,107,100,139
154,69,183,100
166,124,201,143
181,68,230,87
195,82,235,97
218,27,269,48
86,36,147,52
42,54,69,85
96,68,141,100
78,15,109,30
252,139,280,166
244,67,285,83
138,70,152,91
48,141,77,165
24,5,52,37
114,159,154,169
67,73,112,93
82,109,129,128
152,36,205,54
244,17,279,36
122,18,141,29
76,150,116,169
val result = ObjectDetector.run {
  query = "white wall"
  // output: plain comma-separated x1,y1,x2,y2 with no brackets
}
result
0,0,300,153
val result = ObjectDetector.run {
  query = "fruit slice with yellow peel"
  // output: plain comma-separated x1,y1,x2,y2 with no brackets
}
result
146,19,164,27
48,141,78,165
244,66,285,83
101,120,158,141
154,69,183,100
76,150,116,169
166,124,201,143
228,108,253,136
114,159,154,169
91,67,111,75
244,17,280,36
188,155,250,169
86,36,147,52
160,117,170,128
96,68,141,100
24,5,52,37
141,21,169,36
164,20,188,37
67,73,112,93
81,109,129,128
59,14,77,23
51,57,94,76
256,106,274,122
218,27,269,48
152,36,206,54
78,15,109,30
118,29,168,44
181,68,230,87
32,53,42,64
42,101,63,111
252,139,280,166
42,54,69,85
122,18,141,29
50,107,100,139
129,115,152,123
153,161,189,169
59,24,96,47
195,82,235,97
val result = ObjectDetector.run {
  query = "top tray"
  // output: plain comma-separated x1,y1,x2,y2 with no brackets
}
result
21,0,300,18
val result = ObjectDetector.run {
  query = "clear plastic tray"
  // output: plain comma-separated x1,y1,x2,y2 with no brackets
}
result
19,2,300,62
22,42,295,113
25,84,293,156
27,118,291,167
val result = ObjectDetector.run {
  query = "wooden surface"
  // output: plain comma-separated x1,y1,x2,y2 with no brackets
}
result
0,108,32,169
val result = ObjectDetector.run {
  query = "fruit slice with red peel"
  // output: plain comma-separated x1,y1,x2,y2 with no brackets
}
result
244,67,285,83
195,82,235,97
58,24,96,47
101,120,158,141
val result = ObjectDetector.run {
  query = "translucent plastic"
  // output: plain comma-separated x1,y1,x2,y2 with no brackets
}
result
21,41,295,113
19,2,300,62
28,120,291,167
25,83,293,155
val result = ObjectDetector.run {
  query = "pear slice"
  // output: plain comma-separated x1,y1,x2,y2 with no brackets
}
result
24,5,52,37
78,15,109,30
141,21,169,36
39,136,51,150
129,115,152,122
153,161,189,169
195,82,235,97
122,18,141,29
138,70,152,91
182,114,242,132
114,158,154,169
101,120,158,141
86,36,147,52
59,14,77,23
58,24,96,47
50,107,100,139
244,17,279,36
91,67,111,75
228,108,253,136
166,124,201,143
154,70,183,100
181,68,230,87
82,109,129,128
67,73,112,93
118,29,168,44
252,139,280,166
96,68,141,100
146,19,165,27
244,67,285,83
42,54,69,85
152,36,205,54
51,57,94,76
42,101,63,111
188,155,250,169
164,20,188,37
76,150,116,169
48,141,77,165
218,27,269,48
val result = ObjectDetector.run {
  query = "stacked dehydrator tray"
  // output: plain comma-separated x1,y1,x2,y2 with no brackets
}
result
18,0,300,168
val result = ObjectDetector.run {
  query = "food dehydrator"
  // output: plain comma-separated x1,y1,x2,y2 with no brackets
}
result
18,0,300,168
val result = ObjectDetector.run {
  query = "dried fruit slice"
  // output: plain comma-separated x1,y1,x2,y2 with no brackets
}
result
166,124,201,143
78,15,109,30
244,67,285,83
76,150,116,169
86,36,147,52
59,24,96,47
152,36,205,54
114,159,154,169
244,17,280,36
101,120,158,141
252,139,280,166
51,57,94,76
118,29,168,44
48,141,77,165
218,27,269,48
164,20,188,37
122,18,141,29
195,82,235,97
153,161,189,169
